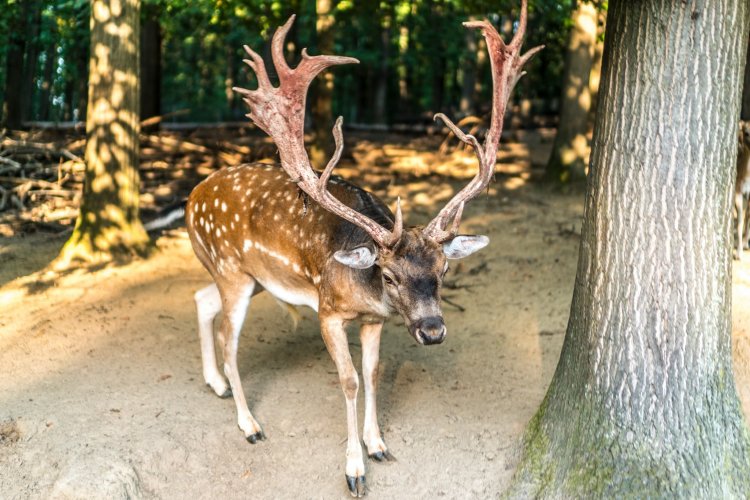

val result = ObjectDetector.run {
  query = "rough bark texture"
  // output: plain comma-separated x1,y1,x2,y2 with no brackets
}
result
309,0,335,169
510,0,750,497
545,1,598,183
56,0,149,268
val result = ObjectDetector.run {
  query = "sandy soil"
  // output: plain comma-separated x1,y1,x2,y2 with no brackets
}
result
1,141,749,499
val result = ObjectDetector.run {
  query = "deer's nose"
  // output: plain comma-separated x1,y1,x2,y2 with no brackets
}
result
414,317,446,345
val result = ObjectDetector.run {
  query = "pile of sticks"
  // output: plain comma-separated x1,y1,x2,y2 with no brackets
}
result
0,125,276,236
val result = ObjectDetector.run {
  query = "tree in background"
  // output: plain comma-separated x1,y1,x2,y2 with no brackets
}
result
742,30,750,121
545,0,599,183
56,0,149,267
140,0,161,122
309,0,335,169
510,0,750,496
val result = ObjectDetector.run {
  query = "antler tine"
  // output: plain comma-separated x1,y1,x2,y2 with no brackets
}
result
510,0,528,48
270,15,295,82
271,15,358,90
241,45,272,90
423,1,542,243
312,117,402,248
233,18,401,249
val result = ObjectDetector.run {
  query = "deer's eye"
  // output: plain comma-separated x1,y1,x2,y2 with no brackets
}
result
383,274,396,286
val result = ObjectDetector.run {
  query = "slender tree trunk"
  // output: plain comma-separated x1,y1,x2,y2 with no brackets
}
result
373,9,392,125
4,1,29,128
742,29,750,121
20,1,42,122
459,17,478,117
140,11,161,121
309,0,334,169
545,1,598,182
56,0,149,268
38,42,56,122
510,0,750,497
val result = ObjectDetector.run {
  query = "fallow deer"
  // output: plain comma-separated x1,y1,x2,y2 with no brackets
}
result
736,120,750,260
185,2,541,496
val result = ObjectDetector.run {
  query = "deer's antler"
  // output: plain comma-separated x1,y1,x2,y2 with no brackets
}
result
423,0,544,242
233,15,403,248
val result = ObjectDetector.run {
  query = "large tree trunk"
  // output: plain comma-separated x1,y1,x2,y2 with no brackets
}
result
545,1,598,183
309,0,335,169
56,0,149,268
510,0,750,497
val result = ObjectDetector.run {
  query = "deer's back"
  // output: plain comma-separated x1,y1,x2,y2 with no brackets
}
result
186,163,393,306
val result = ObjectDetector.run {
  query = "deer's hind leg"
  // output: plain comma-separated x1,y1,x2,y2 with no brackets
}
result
195,283,231,398
215,276,265,443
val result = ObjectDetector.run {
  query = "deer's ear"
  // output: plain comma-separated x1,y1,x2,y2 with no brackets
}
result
443,235,489,259
334,246,378,269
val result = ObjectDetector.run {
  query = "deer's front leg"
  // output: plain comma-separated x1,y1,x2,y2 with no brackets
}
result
360,322,394,462
320,314,365,497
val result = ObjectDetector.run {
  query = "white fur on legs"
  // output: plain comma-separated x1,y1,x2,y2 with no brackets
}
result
360,322,391,460
219,280,264,441
321,315,366,497
195,283,229,397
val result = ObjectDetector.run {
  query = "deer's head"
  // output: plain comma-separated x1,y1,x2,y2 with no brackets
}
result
335,228,488,344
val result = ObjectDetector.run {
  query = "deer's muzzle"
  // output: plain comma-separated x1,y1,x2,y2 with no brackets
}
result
411,316,446,345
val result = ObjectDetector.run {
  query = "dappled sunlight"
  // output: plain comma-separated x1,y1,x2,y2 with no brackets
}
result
55,0,148,268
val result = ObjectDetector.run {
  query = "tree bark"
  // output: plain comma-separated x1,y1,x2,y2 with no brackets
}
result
545,1,598,183
510,0,750,497
309,0,335,169
56,0,149,268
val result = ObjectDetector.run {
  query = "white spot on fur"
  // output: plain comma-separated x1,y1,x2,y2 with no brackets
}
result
243,239,253,252
214,199,219,207
234,214,240,222
221,202,227,212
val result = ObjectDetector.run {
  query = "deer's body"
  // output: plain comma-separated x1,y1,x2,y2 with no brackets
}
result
736,121,750,260
188,163,395,318
185,4,541,496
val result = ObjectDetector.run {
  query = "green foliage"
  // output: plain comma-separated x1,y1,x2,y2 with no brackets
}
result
2,0,580,125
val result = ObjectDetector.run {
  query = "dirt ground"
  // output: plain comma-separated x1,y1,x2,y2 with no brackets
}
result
1,135,749,499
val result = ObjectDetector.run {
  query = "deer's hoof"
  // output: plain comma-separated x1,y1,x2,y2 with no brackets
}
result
368,450,396,463
219,388,233,399
245,431,265,444
346,474,366,497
